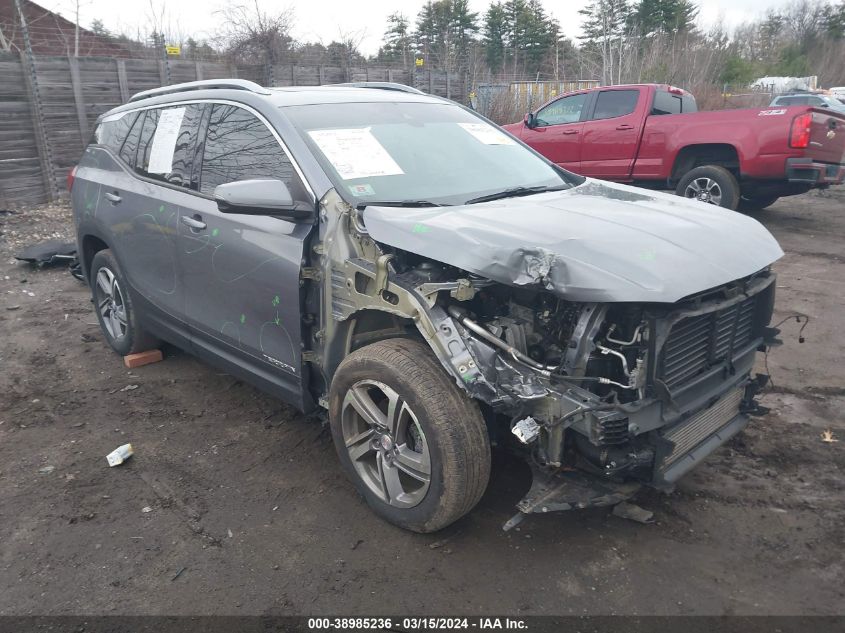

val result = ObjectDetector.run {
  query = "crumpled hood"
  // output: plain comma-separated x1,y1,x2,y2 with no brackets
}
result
363,179,784,303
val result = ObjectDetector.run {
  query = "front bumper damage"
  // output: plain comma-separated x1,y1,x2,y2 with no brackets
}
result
503,467,641,531
501,374,768,530
446,274,779,529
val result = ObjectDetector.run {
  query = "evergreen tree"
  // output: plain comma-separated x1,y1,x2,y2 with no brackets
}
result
90,19,110,38
822,1,845,39
522,0,558,75
481,0,560,77
414,0,479,72
503,0,530,74
483,2,508,74
378,12,412,66
415,1,450,67
579,0,632,84
450,0,480,65
634,0,697,36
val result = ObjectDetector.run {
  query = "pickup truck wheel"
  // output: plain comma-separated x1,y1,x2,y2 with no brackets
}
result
329,338,491,533
738,194,779,212
676,166,740,210
90,249,160,356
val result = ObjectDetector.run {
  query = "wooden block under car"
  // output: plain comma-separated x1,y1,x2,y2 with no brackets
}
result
123,349,163,369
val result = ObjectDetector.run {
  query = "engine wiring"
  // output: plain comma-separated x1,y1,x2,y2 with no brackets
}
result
764,313,811,391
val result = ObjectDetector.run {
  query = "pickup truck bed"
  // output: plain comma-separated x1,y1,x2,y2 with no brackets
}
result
503,83,845,210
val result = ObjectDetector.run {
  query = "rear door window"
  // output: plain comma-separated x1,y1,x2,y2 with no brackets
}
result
590,90,639,120
652,91,697,115
135,109,160,176
199,104,307,201
119,112,144,166
134,104,205,189
95,111,139,155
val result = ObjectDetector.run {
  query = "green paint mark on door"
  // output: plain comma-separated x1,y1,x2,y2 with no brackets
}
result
211,228,220,237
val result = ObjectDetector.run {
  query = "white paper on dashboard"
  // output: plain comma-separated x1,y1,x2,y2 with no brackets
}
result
308,128,404,180
458,122,516,145
148,107,186,174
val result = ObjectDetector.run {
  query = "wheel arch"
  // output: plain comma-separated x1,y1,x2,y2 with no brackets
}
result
322,308,419,383
670,143,741,185
81,233,111,284
316,300,492,412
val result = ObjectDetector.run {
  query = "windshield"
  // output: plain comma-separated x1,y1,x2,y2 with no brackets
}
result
284,101,581,206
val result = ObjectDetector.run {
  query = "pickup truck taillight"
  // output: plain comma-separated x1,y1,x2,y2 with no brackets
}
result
67,165,78,192
789,113,813,149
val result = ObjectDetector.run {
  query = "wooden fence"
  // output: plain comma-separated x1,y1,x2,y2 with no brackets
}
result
0,52,469,208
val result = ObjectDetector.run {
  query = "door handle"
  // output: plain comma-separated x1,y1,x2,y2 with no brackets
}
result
616,124,634,130
180,215,207,231
562,129,579,135
104,192,121,204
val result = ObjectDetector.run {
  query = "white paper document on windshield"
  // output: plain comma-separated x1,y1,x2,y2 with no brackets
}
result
148,107,186,174
308,128,404,180
458,123,516,145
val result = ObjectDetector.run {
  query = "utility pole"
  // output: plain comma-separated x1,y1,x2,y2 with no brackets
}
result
74,0,80,57
15,0,59,200
160,32,171,85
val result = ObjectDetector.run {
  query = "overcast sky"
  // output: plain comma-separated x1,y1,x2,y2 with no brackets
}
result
36,0,797,56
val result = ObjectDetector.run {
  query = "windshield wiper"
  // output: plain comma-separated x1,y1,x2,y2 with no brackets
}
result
356,200,446,210
465,185,568,205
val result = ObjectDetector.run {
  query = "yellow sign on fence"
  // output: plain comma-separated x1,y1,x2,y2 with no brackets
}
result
165,45,181,56
415,57,424,67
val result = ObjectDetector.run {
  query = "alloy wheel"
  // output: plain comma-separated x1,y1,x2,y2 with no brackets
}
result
340,379,431,508
94,266,128,341
684,177,723,205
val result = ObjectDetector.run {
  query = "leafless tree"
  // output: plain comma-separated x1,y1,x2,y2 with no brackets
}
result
0,24,11,51
215,1,296,65
333,27,367,78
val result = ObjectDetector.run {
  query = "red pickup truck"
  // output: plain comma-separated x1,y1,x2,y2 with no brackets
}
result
502,83,845,210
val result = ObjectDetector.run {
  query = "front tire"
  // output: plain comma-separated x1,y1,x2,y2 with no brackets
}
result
676,165,740,210
90,249,159,356
329,339,491,533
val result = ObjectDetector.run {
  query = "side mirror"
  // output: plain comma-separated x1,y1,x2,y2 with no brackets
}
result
524,112,537,128
214,179,314,222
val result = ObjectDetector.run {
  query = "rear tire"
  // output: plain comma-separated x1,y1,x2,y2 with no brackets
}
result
329,338,491,533
738,194,779,212
90,249,160,356
675,165,740,210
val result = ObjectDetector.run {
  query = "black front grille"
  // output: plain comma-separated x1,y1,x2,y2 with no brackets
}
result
658,295,759,391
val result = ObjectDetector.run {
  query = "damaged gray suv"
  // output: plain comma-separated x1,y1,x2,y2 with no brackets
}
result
71,79,783,532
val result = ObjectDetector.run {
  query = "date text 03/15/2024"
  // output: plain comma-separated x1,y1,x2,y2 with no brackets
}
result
307,617,528,630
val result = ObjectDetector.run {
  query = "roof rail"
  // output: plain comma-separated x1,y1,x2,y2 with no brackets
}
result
129,79,272,103
330,82,425,95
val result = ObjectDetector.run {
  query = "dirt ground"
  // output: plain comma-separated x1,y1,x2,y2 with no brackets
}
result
1,189,843,617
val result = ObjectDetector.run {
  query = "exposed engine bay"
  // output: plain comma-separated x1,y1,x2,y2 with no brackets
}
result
390,254,777,500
